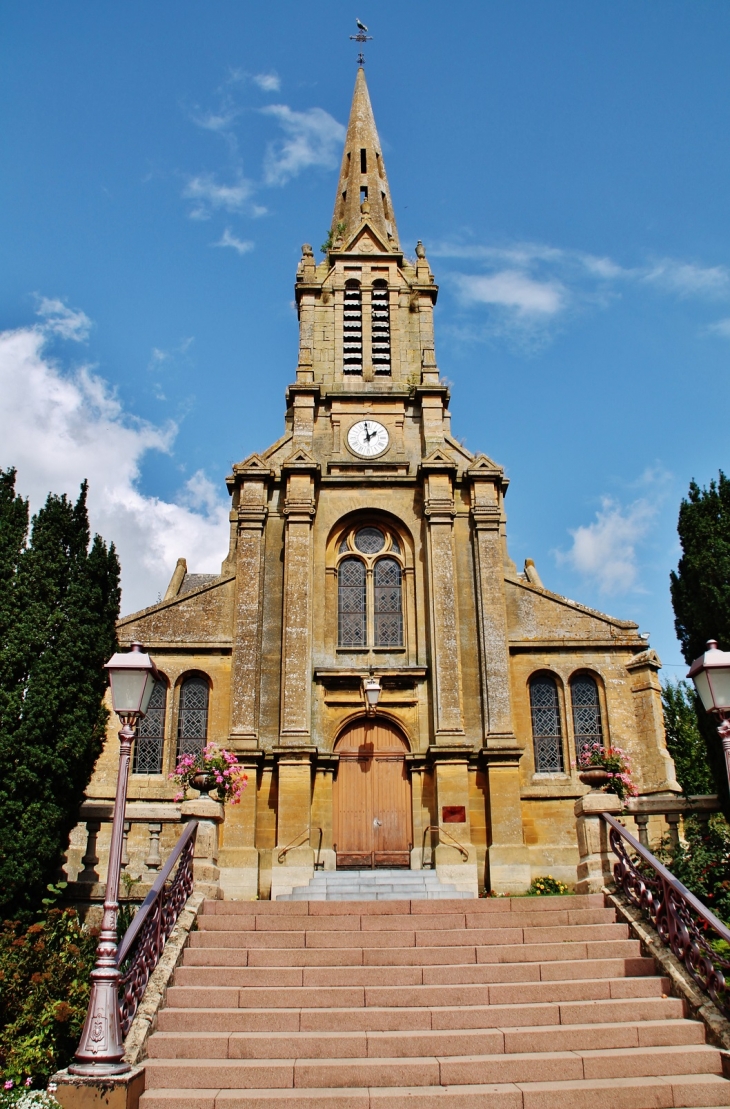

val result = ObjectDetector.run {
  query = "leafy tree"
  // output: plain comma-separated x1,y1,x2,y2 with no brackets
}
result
0,471,120,918
661,679,714,796
670,472,730,813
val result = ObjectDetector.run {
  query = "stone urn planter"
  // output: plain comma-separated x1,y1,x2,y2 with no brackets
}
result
578,767,613,791
190,771,219,797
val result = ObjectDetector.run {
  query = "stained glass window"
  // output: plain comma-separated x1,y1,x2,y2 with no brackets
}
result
571,674,603,760
177,676,209,758
354,526,385,554
374,558,403,647
133,679,166,773
338,558,366,647
530,674,564,773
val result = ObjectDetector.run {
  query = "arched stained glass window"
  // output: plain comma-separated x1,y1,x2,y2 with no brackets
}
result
133,679,166,774
571,674,603,759
338,558,366,647
371,280,391,375
343,280,363,375
530,674,564,773
177,676,209,759
374,558,403,647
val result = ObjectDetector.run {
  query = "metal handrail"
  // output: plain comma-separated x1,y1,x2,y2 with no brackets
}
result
116,819,198,1034
421,824,469,865
278,827,323,865
602,812,730,1018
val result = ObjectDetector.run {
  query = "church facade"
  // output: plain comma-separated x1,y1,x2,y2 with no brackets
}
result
82,69,678,899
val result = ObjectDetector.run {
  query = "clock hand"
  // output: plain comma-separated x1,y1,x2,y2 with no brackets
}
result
363,423,374,441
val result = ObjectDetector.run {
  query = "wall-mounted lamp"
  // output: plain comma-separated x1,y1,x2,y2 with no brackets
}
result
362,674,382,715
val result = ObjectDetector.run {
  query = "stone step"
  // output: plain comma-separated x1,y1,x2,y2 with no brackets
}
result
143,1044,723,1088
188,923,629,950
199,894,607,914
196,908,617,931
159,996,686,1031
140,1073,730,1109
185,938,644,966
148,1019,706,1059
179,956,655,984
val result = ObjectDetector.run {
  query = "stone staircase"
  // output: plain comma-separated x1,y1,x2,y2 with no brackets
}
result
277,868,473,900
140,894,730,1108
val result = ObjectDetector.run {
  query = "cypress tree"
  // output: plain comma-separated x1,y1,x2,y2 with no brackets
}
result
661,679,714,797
670,472,730,812
0,473,120,917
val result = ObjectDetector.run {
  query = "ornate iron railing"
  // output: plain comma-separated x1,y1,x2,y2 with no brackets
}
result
116,819,198,1035
603,812,730,1018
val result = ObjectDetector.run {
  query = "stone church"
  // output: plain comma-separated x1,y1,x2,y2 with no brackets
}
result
80,69,677,900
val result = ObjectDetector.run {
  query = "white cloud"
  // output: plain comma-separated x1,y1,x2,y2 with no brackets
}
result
0,320,229,616
213,228,254,255
183,172,253,219
643,260,730,298
453,270,565,316
253,71,280,92
708,317,730,338
556,496,658,595
262,105,346,185
35,296,92,342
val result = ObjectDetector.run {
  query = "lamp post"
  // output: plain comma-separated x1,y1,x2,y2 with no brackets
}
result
363,673,382,715
688,639,730,793
70,642,158,1077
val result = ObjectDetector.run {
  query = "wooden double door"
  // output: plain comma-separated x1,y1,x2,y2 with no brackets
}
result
333,719,412,868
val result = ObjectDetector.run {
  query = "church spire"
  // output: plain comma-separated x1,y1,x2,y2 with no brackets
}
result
330,68,399,251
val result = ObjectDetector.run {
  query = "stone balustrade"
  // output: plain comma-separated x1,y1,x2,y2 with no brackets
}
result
624,793,720,850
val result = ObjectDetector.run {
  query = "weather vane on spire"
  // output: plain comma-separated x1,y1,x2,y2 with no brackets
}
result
350,18,372,66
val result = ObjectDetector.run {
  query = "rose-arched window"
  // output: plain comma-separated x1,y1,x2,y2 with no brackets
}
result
530,673,564,773
337,525,403,648
177,675,209,758
133,678,167,774
571,673,604,759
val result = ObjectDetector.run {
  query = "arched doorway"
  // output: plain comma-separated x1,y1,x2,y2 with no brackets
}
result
333,718,412,868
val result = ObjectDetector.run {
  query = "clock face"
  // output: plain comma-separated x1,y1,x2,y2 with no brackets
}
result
347,420,389,458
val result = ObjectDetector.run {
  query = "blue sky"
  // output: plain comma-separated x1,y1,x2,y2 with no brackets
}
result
2,2,730,675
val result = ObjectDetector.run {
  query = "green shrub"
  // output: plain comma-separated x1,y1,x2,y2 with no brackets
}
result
0,908,96,1086
527,876,570,896
665,813,730,925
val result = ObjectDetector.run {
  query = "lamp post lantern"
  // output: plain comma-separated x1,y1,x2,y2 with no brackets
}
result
70,642,158,1076
362,674,382,715
688,639,730,792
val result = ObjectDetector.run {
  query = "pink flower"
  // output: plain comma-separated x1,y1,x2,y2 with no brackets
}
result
25,1079,32,1087
5,1081,14,1089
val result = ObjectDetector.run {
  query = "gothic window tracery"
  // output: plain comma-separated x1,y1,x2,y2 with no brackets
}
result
337,525,404,649
570,673,604,758
133,678,167,774
177,675,209,758
529,673,565,773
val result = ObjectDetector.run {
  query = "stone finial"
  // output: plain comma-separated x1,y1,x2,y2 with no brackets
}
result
415,240,426,259
301,243,314,257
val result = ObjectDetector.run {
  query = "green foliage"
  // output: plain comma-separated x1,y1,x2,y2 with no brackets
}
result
527,876,570,896
0,470,121,918
0,908,97,1086
320,221,347,254
661,679,714,796
670,472,730,812
664,814,730,925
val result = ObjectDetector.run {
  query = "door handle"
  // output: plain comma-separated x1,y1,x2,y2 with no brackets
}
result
373,818,382,828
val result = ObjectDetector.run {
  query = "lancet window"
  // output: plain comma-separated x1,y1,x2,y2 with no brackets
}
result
177,675,209,758
371,280,391,375
343,280,363,374
133,678,167,774
570,673,603,758
337,525,403,648
530,674,565,773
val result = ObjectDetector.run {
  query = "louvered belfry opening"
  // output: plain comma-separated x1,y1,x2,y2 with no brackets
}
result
371,279,391,375
343,280,363,374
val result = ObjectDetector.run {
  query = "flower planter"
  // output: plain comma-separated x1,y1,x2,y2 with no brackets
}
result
578,767,612,791
190,771,218,796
